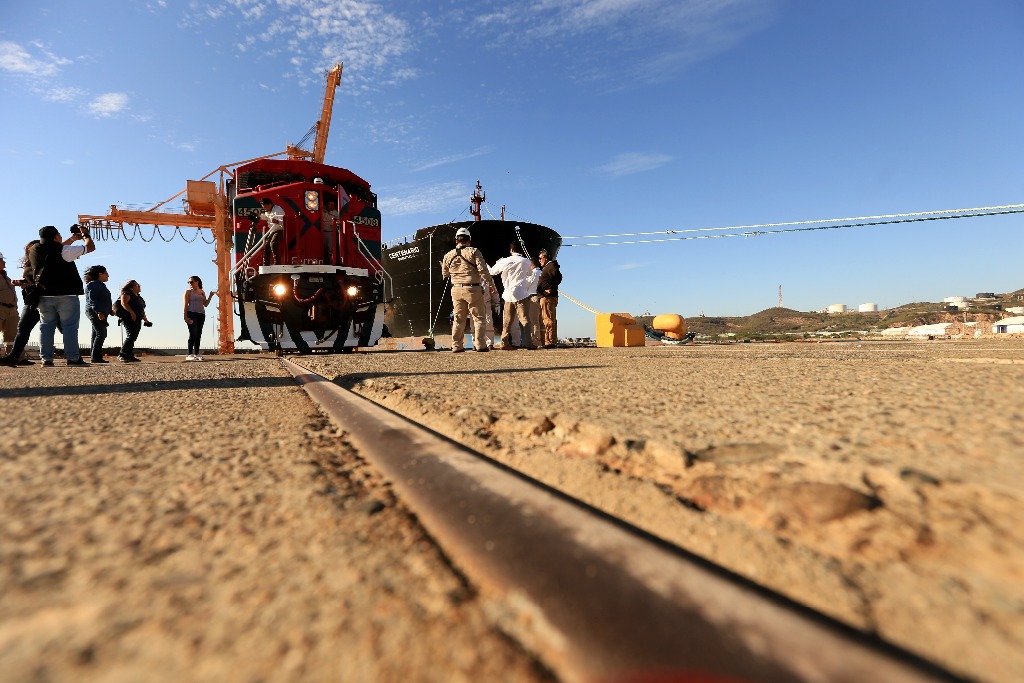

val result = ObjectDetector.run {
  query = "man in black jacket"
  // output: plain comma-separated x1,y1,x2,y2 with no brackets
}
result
29,225,95,366
537,249,561,348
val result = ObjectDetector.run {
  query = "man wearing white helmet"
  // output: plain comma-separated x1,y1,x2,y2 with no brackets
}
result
441,227,496,353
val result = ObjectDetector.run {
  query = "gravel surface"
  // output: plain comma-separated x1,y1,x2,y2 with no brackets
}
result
292,338,1024,683
0,357,553,683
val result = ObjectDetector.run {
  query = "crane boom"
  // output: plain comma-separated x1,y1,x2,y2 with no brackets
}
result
287,63,343,163
313,64,343,164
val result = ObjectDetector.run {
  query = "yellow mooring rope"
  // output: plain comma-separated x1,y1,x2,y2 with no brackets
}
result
559,290,602,315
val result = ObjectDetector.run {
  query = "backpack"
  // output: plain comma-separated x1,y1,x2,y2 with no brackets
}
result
111,298,127,318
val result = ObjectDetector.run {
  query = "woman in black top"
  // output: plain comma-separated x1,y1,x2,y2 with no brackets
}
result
118,280,150,362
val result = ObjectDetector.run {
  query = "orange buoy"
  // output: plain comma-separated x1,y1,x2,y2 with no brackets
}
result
652,313,687,339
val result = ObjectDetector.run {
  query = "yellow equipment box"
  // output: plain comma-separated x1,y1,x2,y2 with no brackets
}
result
596,313,646,347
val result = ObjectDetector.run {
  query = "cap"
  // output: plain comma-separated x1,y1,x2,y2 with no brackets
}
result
0,252,5,260
455,227,471,239
313,177,324,184
39,225,59,240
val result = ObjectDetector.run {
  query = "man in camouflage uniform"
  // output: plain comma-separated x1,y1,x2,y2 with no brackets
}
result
441,227,496,353
0,251,19,357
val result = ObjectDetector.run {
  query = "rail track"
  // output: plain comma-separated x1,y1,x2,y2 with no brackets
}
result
283,358,964,683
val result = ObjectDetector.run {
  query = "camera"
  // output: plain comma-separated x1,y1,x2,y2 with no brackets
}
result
143,321,153,327
70,224,82,235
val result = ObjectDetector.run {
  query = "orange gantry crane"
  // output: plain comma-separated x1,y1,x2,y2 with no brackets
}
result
77,64,344,355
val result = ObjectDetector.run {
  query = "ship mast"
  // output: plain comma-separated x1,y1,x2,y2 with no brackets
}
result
470,180,486,222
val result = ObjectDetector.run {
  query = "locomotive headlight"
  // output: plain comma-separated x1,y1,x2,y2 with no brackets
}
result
346,285,359,297
305,190,320,211
273,283,288,297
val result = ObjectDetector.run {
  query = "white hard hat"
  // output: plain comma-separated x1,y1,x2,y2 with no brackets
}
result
313,177,324,184
455,227,471,239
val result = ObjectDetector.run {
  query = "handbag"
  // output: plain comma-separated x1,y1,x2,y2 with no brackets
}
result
23,284,41,307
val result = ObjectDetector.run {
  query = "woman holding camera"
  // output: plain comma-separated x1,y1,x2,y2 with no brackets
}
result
117,279,150,363
0,240,41,367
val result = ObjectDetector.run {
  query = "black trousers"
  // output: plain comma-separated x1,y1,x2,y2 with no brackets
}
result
5,305,40,360
86,310,108,360
186,312,205,354
120,319,142,359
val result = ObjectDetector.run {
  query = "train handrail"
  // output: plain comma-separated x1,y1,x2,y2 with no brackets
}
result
352,222,393,303
231,234,269,277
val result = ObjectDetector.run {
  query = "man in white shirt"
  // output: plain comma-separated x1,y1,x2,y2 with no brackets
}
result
260,198,286,265
488,241,538,350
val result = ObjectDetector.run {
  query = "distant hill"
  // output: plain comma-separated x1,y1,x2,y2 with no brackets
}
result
637,288,1023,339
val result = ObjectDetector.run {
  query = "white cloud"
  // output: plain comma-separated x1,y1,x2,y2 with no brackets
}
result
196,1,414,89
0,41,71,78
412,148,491,172
42,86,82,103
87,92,129,117
599,152,672,176
613,262,646,270
379,181,469,217
471,0,772,84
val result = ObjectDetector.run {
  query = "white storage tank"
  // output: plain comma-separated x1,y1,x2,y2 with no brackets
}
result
943,296,967,304
827,303,848,314
858,303,878,313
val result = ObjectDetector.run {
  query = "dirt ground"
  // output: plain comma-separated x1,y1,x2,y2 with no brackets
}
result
0,358,553,683
292,338,1024,683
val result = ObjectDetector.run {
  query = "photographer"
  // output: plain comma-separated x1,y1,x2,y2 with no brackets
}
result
0,241,41,367
29,224,96,367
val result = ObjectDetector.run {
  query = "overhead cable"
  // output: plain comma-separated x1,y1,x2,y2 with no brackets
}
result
561,206,1024,247
560,203,1024,242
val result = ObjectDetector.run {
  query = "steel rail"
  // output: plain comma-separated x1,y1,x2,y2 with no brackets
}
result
283,359,962,683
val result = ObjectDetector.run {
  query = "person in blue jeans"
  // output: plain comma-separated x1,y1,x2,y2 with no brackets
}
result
29,225,95,367
84,265,113,363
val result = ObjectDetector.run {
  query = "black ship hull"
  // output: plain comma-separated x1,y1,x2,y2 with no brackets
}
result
382,220,562,338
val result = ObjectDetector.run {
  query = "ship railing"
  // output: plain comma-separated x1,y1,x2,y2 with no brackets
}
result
351,222,394,303
382,234,417,249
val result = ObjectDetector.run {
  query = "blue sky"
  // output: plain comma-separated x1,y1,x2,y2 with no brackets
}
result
2,0,1022,347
